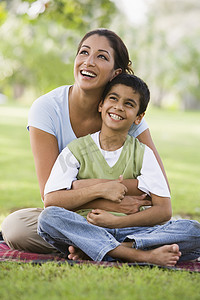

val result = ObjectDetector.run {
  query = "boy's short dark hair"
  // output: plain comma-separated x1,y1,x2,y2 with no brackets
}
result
102,74,150,115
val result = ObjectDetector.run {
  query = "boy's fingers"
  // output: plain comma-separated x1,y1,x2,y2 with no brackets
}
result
118,175,123,182
91,209,102,214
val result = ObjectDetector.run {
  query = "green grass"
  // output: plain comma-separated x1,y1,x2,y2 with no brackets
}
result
0,263,200,300
145,106,200,218
0,104,200,300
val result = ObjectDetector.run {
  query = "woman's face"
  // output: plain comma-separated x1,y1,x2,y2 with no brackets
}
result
74,34,121,93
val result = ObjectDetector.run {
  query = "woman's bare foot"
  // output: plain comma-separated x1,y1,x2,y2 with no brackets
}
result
146,244,182,266
68,246,91,261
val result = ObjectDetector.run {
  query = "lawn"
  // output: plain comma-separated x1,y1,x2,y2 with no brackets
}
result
0,104,200,299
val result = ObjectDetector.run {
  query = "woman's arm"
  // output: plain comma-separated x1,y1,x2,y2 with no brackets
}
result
29,127,59,199
136,128,170,190
87,194,172,228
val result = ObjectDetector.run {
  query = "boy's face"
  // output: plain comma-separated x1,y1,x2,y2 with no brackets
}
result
99,84,145,134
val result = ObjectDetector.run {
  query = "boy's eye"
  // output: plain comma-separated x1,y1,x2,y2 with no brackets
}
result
126,102,134,107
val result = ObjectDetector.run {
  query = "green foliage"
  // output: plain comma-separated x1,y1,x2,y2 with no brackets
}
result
45,0,117,31
115,0,200,110
0,2,7,25
0,0,116,101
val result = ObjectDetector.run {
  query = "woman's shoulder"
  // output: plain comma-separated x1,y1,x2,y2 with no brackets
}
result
27,85,71,135
33,85,71,108
128,118,149,138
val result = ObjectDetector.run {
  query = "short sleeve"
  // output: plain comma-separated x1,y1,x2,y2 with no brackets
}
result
44,147,80,195
27,94,57,136
128,118,148,138
137,146,170,198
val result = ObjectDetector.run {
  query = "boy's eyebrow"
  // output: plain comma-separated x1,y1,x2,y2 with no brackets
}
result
81,45,110,56
108,92,138,106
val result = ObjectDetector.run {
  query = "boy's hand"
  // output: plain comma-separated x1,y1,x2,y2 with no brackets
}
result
87,209,118,228
99,176,127,203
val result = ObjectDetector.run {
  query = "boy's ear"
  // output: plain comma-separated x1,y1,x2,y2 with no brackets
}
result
98,100,103,112
134,112,145,125
110,68,122,81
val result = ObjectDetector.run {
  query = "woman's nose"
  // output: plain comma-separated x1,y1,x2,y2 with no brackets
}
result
84,55,95,66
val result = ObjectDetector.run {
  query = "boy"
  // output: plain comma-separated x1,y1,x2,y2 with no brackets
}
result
38,74,200,266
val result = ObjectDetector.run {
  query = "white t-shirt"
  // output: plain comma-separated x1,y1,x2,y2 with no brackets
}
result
44,132,170,198
27,85,149,153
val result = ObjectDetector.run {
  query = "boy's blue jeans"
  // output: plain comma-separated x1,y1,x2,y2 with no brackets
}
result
37,206,200,262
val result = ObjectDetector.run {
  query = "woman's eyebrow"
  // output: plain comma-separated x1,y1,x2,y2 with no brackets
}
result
81,45,110,56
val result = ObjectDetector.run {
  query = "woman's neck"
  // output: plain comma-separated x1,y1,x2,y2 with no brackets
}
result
99,128,127,151
69,84,102,117
68,84,102,137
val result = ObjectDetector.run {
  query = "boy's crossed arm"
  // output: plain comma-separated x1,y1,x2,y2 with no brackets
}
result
86,193,172,228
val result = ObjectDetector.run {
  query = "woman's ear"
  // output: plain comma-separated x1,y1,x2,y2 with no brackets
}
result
134,112,145,125
110,68,122,81
98,100,103,112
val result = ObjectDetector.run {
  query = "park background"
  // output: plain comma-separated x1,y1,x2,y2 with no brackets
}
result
0,1,200,299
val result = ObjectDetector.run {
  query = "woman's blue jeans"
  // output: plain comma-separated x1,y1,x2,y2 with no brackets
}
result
37,206,200,262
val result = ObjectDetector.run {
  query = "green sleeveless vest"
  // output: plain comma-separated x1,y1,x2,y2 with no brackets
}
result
68,134,145,218
68,134,145,180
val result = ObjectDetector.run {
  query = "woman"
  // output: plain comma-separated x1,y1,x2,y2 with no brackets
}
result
1,28,168,253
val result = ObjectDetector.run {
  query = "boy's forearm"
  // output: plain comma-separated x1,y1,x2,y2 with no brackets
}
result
72,179,111,189
44,186,105,210
109,199,172,228
73,178,143,197
44,180,127,210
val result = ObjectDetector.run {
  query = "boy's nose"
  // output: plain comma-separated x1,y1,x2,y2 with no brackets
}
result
114,102,124,111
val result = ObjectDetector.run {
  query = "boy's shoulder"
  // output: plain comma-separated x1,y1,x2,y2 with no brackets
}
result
68,134,92,147
127,134,145,149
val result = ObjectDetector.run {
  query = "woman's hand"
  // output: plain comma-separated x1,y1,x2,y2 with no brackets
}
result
118,194,152,214
87,209,118,228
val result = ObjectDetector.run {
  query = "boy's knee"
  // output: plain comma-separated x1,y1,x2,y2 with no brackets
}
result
38,206,65,231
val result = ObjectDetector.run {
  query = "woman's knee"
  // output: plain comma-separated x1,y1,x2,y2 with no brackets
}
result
1,208,42,250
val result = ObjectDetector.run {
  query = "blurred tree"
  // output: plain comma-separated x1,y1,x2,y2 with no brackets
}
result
0,0,117,101
138,0,200,109
112,0,200,110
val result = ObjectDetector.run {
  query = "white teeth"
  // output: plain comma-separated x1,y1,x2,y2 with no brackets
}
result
81,70,96,77
109,113,123,120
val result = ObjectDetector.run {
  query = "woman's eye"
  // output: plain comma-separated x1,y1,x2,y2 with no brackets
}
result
98,54,108,60
110,97,117,101
80,50,88,55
